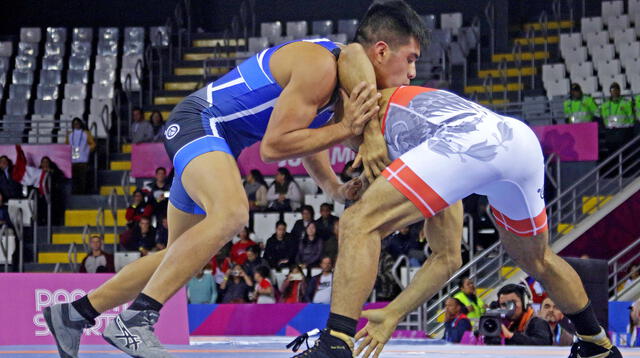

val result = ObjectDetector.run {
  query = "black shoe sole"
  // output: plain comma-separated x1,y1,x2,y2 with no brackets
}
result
43,306,75,358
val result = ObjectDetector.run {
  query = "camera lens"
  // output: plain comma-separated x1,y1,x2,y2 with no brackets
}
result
482,318,498,333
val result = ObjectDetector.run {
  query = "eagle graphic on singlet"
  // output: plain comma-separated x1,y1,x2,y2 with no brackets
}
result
384,90,514,162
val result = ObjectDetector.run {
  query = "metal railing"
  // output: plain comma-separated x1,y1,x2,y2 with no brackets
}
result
484,0,495,58
0,225,9,272
27,189,38,263
89,122,99,192
609,236,640,300
107,187,120,254
67,242,78,273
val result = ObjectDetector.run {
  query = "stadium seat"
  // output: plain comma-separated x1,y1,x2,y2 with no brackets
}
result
460,26,480,49
46,27,66,43
607,15,630,36
36,85,58,100
14,55,36,70
545,79,569,99
123,42,143,56
596,59,621,78
42,55,63,70
91,83,114,99
629,73,640,93
333,201,345,216
0,57,9,72
573,76,598,95
581,17,603,36
40,69,62,85
0,42,13,57
560,33,583,57
283,212,301,230
253,213,280,241
72,27,93,42
9,84,31,100
124,27,144,43
97,41,118,56
45,42,65,57
569,61,594,81
18,42,38,57
298,177,319,195
613,29,637,50
261,22,283,45
12,69,34,85
62,99,85,116
286,21,308,38
590,44,615,61
122,55,143,70
421,14,437,30
542,64,566,88
312,20,333,37
585,31,609,51
337,19,359,41
95,56,117,71
94,69,116,85
5,99,28,116
71,41,92,57
99,27,119,42
64,84,86,100
622,57,640,73
327,33,348,44
114,252,141,272
599,74,627,92
69,55,90,71
150,26,169,47
67,69,89,84
630,0,640,20
33,99,56,117
602,1,624,24
248,37,269,53
562,46,588,67
120,69,140,91
441,13,463,35
2,118,26,132
523,96,548,122
89,98,112,115
20,28,41,43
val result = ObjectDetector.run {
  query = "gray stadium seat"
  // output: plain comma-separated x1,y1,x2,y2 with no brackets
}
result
431,29,453,46
599,74,626,92
312,20,333,37
620,42,640,64
67,70,89,84
9,84,31,100
40,69,62,85
122,55,143,70
45,42,65,57
0,42,12,57
99,27,119,42
560,33,582,56
631,0,640,20
20,28,41,43
0,57,8,72
2,118,26,132
613,29,636,50
62,99,85,116
6,99,28,115
69,55,90,71
449,42,467,65
93,69,116,85
421,14,437,30
71,41,92,57
33,99,56,117
590,44,615,62
542,64,566,88
123,42,143,56
42,55,63,70
574,76,598,95
248,37,269,53
327,33,348,44
64,83,86,100
602,1,624,24
563,46,587,66
46,27,66,43
286,21,308,38
545,78,570,99
460,26,480,49
337,19,359,41
37,85,58,100
95,56,117,71
607,15,630,35
261,22,283,45
596,59,621,79
12,69,34,85
73,27,93,42
585,31,609,51
441,12,463,36
15,55,36,70
124,27,145,43
91,83,114,99
90,98,112,114
581,17,603,36
150,27,169,47
120,69,140,91
629,73,640,93
97,41,118,56
0,73,5,88
18,42,38,57
569,61,593,81
523,96,548,120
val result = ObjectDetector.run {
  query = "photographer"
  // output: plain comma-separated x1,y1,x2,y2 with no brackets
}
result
497,284,553,345
220,264,253,303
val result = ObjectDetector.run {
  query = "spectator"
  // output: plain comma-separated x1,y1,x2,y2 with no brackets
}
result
267,167,302,211
0,156,21,199
453,277,486,324
149,111,166,142
0,192,12,230
291,205,315,241
129,107,154,143
296,222,323,268
306,256,334,304
252,266,276,303
315,203,338,239
66,117,95,195
155,216,168,250
600,82,634,128
383,226,425,267
498,284,553,345
79,235,115,273
211,243,233,284
37,156,65,225
244,169,268,211
322,219,339,262
564,83,598,123
125,190,154,228
220,264,253,303
539,296,574,346
264,221,298,270
230,227,257,265
123,216,156,255
280,264,308,303
243,245,267,278
187,265,218,304
143,167,171,220
339,159,360,183
443,297,471,343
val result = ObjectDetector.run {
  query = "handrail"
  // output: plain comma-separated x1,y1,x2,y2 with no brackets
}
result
120,170,131,206
544,153,562,201
90,121,98,191
100,104,111,164
463,214,475,261
608,237,640,299
80,224,90,254
391,255,410,289
484,0,495,57
107,187,119,254
135,59,144,112
67,242,78,273
26,189,38,264
483,75,494,103
96,207,105,239
44,174,52,245
122,73,132,150
471,16,482,75
0,225,8,272
145,45,154,105
609,237,640,265
538,10,549,68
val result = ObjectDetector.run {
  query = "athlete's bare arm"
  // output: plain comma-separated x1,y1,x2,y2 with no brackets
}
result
261,42,378,162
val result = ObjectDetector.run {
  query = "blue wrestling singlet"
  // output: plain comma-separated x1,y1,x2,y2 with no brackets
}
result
163,38,340,214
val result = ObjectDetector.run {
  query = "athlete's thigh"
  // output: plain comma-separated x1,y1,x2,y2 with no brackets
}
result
497,225,548,263
166,202,205,247
344,175,424,239
423,201,464,256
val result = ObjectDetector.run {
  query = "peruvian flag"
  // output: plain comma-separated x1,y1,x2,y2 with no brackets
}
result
10,145,41,187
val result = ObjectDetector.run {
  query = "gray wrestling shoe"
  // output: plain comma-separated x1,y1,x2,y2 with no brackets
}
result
43,303,91,358
102,309,174,358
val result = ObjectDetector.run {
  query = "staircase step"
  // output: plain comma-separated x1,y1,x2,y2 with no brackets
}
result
523,20,573,31
39,252,87,264
492,51,549,62
174,67,230,76
24,263,61,272
582,195,613,214
122,144,132,153
477,67,537,78
154,96,184,105
110,161,131,170
99,185,135,196
478,99,509,105
514,36,559,46
165,74,203,83
65,209,127,227
164,82,199,91
66,195,106,209
98,170,128,186
111,152,131,161
183,52,237,61
464,82,523,94
500,266,520,279
193,38,246,48
557,223,575,234
52,233,117,244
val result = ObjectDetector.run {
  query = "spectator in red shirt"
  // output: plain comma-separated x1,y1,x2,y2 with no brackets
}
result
230,227,256,265
252,266,276,304
125,190,154,228
280,265,308,303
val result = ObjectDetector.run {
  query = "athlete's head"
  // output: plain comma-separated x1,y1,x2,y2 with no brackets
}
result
355,0,428,88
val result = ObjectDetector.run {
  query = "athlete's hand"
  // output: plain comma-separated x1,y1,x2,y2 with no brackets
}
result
354,308,401,358
339,82,380,136
356,133,390,185
336,177,364,202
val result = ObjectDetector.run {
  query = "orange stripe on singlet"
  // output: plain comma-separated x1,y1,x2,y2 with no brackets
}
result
381,86,437,134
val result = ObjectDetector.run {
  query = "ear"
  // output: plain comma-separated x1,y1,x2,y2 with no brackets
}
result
372,41,390,64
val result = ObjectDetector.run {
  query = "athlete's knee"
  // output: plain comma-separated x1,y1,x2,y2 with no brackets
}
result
223,207,250,237
340,208,377,239
513,246,553,278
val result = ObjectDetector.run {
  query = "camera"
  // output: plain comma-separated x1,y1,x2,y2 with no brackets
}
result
478,300,516,337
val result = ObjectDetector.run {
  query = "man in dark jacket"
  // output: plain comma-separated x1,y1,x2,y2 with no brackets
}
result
498,284,553,345
305,256,334,303
315,203,339,240
264,221,297,269
443,297,471,343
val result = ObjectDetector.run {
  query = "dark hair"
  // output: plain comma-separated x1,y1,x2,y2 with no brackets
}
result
497,284,530,308
301,205,315,218
610,82,621,91
155,167,166,174
255,265,270,279
0,156,13,172
320,202,333,211
448,297,468,314
276,167,294,183
250,169,268,188
247,244,261,256
71,117,85,130
303,222,317,242
354,0,429,49
283,264,304,299
132,106,143,113
275,220,287,228
150,110,164,124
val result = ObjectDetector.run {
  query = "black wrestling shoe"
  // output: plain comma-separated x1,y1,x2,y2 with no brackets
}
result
569,340,623,358
287,329,353,358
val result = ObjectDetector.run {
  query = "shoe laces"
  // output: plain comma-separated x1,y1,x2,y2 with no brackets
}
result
287,329,321,353
140,311,160,332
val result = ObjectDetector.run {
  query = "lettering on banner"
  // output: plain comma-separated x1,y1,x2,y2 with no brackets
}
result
276,147,355,169
33,288,129,337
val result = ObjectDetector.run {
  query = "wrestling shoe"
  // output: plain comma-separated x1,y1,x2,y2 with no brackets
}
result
102,309,174,358
287,329,353,358
43,303,92,358
568,329,623,358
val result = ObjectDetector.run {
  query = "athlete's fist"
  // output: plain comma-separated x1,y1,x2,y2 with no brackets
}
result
355,308,401,358
340,82,380,136
335,177,364,203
